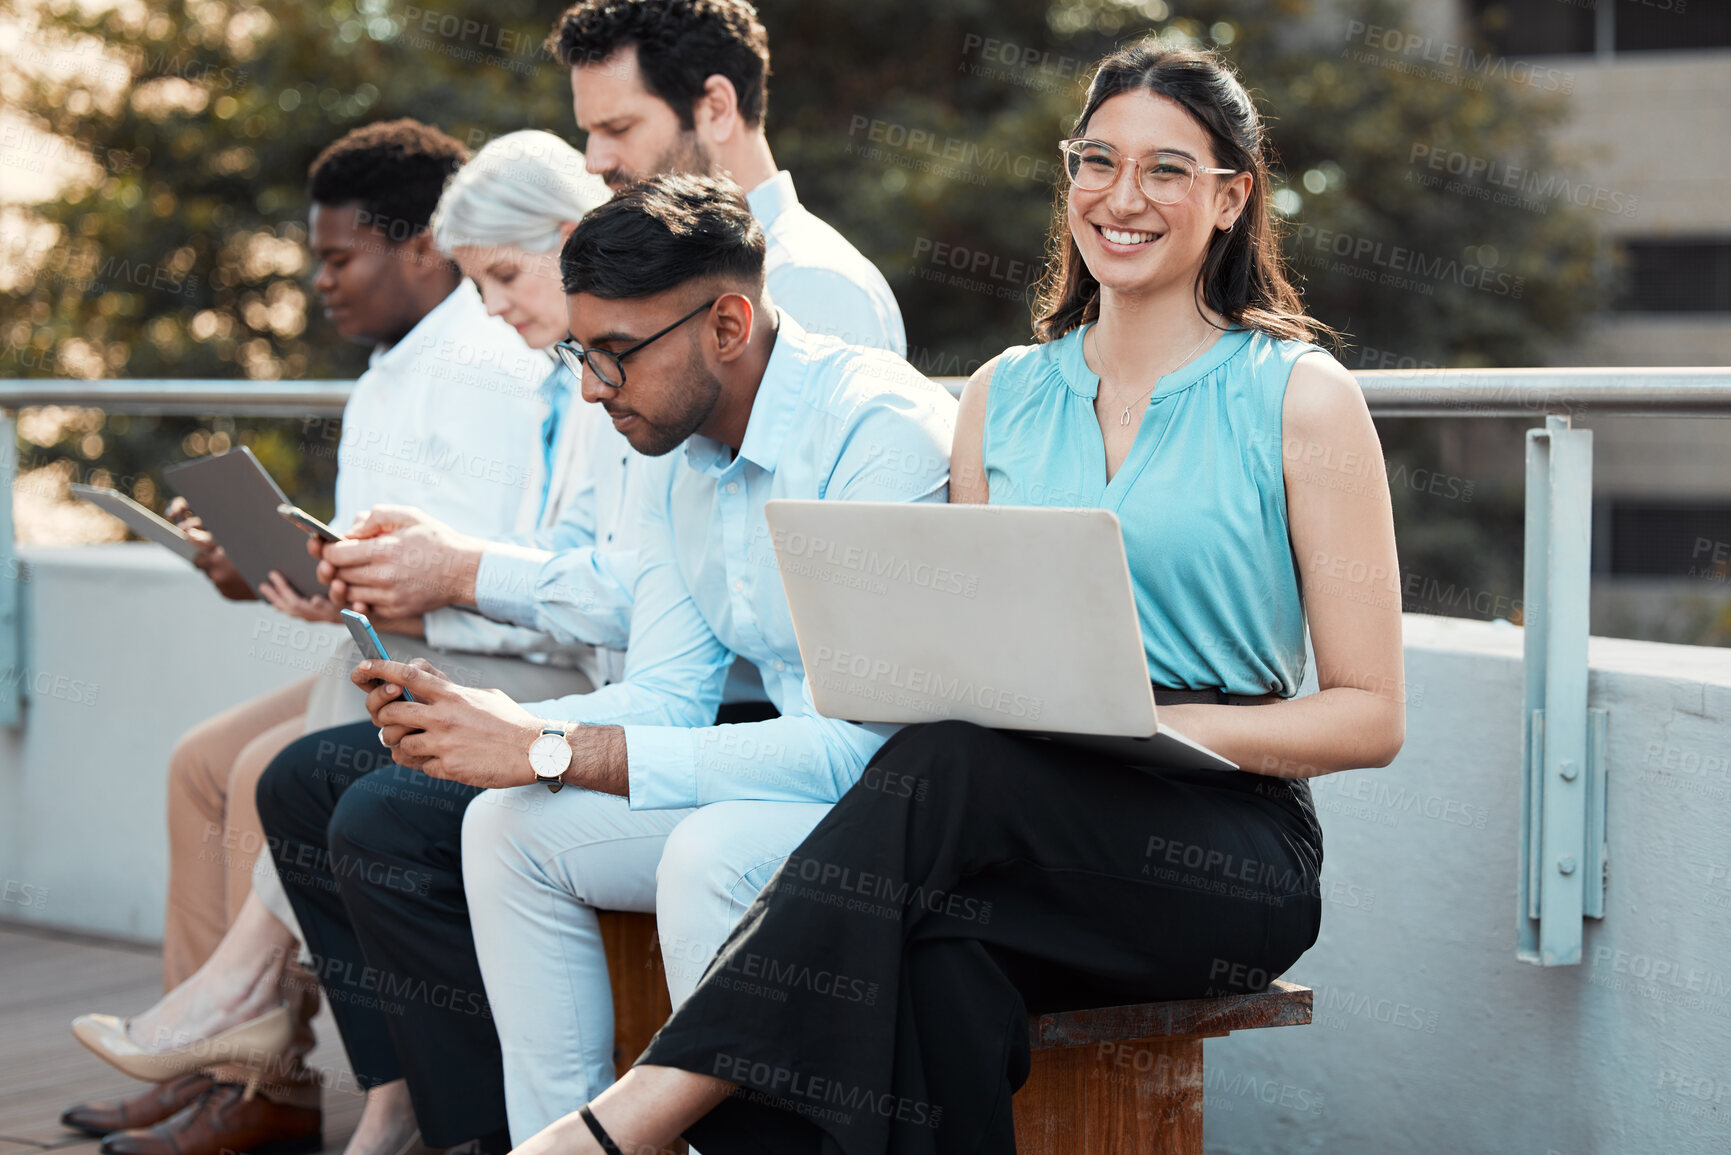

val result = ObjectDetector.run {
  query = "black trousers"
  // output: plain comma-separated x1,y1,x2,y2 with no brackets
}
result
640,720,1325,1155
255,720,506,1150
253,702,785,1149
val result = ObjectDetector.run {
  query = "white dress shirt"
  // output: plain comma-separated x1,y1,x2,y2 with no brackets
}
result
333,279,546,534
512,313,956,811
434,392,638,685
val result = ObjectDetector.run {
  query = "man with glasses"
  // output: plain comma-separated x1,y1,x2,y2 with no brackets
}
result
311,0,903,709
256,177,947,1154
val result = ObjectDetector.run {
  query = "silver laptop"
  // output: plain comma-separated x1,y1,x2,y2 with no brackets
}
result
765,500,1238,772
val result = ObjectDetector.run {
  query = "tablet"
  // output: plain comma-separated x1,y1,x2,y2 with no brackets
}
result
70,483,202,563
161,447,327,597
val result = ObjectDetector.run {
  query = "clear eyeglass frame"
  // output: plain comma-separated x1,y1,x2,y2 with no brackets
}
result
1058,138,1238,205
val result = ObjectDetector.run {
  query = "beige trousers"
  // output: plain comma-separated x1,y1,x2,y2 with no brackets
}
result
160,637,592,1099
162,676,313,984
161,675,321,1100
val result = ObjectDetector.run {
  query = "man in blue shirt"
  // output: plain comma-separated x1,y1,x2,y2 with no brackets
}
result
255,178,953,1152
552,0,904,354
311,0,907,692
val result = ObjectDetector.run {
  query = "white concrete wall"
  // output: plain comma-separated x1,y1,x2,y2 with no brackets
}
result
0,544,345,940
6,553,1730,1152
1205,615,1731,1155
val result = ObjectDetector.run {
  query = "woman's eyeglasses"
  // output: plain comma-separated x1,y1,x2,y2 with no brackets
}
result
1058,138,1237,205
553,298,718,390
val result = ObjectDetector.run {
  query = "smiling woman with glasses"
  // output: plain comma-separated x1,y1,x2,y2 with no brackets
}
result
503,40,1407,1155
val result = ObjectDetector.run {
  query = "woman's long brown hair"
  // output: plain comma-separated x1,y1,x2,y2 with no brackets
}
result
1032,43,1333,347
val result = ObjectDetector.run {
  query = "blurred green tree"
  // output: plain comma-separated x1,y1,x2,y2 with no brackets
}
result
1,0,580,513
2,0,1607,608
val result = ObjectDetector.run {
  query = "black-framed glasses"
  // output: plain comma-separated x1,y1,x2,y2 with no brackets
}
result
553,298,718,390
1058,138,1237,205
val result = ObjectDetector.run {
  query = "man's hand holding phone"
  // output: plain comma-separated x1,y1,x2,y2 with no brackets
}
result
320,505,487,620
354,656,546,789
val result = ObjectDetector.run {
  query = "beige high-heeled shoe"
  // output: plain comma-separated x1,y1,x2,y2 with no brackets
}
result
70,1003,293,1083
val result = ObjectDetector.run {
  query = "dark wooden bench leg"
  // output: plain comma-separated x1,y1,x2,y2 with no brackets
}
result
1013,981,1311,1151
598,909,675,1074
1014,1038,1206,1155
1013,1045,1088,1152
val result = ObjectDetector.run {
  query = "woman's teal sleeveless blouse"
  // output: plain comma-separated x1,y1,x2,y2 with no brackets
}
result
981,324,1318,698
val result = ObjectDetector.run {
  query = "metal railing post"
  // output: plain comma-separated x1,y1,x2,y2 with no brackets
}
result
0,413,20,725
1518,415,1608,966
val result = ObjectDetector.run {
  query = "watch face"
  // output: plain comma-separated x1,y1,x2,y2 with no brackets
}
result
528,732,572,778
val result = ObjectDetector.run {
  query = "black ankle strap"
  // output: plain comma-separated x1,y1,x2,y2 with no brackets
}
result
578,1105,624,1155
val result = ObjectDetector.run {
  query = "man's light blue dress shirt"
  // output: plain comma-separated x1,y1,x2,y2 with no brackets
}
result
470,169,908,668
748,170,906,356
505,313,954,811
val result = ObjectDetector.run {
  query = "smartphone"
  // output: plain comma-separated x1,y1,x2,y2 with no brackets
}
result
340,608,416,702
278,503,345,543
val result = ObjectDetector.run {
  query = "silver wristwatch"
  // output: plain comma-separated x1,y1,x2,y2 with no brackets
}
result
527,724,573,793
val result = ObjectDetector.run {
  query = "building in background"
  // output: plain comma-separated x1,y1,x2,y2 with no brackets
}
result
1445,1,1731,643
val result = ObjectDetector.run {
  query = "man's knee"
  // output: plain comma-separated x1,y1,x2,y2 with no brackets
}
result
459,787,539,882
325,778,450,903
325,772,404,859
255,730,339,834
659,802,826,913
656,805,742,900
656,808,745,988
461,785,542,841
331,762,470,862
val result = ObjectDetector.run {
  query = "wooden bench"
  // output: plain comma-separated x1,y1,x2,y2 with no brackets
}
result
1011,981,1313,1154
597,912,1312,1153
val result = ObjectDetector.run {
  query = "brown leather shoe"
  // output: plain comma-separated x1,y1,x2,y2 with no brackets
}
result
60,1073,216,1137
99,1082,321,1155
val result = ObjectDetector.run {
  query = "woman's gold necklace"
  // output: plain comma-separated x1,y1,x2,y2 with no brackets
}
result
1092,326,1215,427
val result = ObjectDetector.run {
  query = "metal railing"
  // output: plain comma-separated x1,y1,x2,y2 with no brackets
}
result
4,368,1731,967
0,380,357,417
5,367,1731,416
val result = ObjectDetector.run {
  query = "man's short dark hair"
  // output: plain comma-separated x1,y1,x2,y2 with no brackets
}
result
550,0,771,129
560,174,765,298
306,119,468,241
